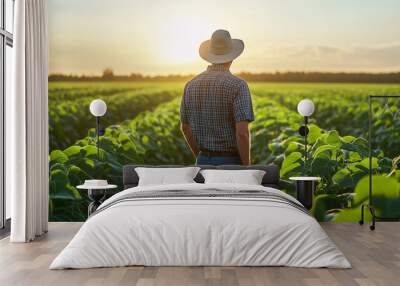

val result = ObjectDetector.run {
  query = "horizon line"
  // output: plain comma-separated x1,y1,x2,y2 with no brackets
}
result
49,70,400,77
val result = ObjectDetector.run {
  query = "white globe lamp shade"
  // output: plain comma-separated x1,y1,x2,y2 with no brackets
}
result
297,99,315,117
90,99,107,117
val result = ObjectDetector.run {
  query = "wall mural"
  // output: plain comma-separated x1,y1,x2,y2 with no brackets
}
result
48,1,400,222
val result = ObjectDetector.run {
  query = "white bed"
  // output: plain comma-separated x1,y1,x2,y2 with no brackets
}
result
50,183,351,269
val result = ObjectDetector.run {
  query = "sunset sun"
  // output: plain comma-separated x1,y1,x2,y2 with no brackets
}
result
158,20,211,64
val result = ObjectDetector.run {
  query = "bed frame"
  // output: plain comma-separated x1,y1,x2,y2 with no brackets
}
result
123,164,281,189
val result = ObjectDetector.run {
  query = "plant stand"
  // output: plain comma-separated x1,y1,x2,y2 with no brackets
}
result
361,95,400,231
289,177,321,210
359,204,376,230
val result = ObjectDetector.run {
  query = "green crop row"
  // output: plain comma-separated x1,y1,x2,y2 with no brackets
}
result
49,86,183,150
49,81,166,101
251,83,400,158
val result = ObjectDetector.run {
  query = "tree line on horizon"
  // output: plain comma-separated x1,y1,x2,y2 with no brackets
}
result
49,68,400,83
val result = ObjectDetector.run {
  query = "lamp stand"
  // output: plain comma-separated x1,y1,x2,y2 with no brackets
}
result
94,116,106,162
359,95,400,231
298,116,309,174
96,116,100,162
304,116,308,163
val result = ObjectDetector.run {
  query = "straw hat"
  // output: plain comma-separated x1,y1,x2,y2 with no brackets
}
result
199,29,244,64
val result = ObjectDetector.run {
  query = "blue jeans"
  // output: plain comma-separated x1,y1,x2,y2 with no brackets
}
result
196,154,242,165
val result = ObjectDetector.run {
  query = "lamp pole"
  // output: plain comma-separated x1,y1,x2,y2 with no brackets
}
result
304,116,308,166
96,116,100,162
297,99,314,174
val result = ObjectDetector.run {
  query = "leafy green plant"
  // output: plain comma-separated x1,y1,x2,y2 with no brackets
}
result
275,124,399,221
334,175,400,222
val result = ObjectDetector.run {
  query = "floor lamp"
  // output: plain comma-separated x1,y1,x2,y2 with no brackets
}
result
290,99,319,210
89,99,107,161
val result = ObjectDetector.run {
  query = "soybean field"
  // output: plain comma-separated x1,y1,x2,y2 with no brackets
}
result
49,81,400,222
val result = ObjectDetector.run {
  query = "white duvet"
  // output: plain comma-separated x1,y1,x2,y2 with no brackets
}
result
50,183,351,269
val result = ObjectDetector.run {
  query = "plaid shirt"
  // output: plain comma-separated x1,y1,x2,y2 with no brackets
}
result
180,64,254,152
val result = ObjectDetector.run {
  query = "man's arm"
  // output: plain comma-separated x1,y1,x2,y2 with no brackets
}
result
181,123,199,157
235,121,251,165
233,81,254,166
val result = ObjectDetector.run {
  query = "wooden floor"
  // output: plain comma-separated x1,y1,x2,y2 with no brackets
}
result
0,222,399,286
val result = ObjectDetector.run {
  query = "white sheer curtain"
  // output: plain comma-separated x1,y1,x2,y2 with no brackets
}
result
8,0,48,242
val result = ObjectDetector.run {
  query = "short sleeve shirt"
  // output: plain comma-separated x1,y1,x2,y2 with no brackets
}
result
180,64,254,152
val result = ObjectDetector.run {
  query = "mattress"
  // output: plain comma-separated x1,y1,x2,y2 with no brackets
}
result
50,183,351,269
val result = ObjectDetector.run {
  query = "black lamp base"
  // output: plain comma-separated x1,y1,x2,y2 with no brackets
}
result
87,189,106,216
295,180,317,210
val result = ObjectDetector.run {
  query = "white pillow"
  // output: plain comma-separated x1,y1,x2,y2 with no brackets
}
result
135,167,200,186
200,169,266,185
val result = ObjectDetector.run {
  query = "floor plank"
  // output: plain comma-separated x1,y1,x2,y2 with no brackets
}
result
0,222,399,286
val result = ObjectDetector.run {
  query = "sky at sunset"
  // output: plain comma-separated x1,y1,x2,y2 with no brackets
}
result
48,0,400,75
